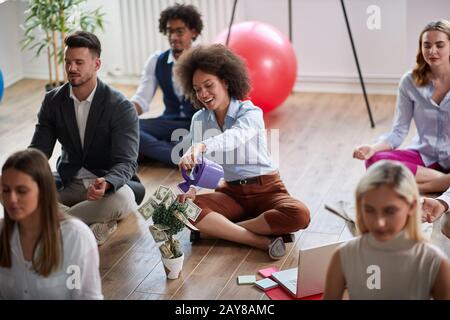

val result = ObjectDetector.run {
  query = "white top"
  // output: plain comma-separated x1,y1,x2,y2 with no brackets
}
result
0,218,103,300
131,50,184,114
70,84,98,185
339,231,444,300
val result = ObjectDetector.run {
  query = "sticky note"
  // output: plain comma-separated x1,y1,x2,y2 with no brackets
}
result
237,275,257,285
258,267,279,278
255,278,279,291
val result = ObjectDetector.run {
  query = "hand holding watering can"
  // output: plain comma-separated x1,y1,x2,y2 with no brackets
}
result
178,143,224,195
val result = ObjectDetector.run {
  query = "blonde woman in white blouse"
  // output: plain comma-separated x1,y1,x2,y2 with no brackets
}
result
323,161,450,300
0,149,103,299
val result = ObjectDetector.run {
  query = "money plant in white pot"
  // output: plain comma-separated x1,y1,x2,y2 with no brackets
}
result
151,198,190,279
139,185,201,279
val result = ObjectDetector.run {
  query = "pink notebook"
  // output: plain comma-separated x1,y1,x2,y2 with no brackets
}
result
265,287,323,300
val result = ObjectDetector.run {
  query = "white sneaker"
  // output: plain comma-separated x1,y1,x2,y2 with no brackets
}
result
89,221,118,246
268,237,286,260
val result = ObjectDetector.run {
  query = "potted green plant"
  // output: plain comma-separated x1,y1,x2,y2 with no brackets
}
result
139,185,201,280
20,0,105,91
151,201,187,279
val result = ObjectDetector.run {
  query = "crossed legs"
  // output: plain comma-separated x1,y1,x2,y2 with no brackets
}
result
139,117,190,166
365,150,450,193
192,187,310,252
195,212,272,250
58,179,136,225
416,168,450,193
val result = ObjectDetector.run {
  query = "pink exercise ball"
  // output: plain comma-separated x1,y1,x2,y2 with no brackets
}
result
215,21,297,113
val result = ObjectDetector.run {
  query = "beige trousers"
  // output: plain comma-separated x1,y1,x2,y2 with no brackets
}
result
58,179,136,225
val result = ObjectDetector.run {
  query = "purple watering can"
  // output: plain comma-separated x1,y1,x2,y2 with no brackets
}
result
178,157,224,193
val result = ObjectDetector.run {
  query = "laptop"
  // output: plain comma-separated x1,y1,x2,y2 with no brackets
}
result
271,240,346,298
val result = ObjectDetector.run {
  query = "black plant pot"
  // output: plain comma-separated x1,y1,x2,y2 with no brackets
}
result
45,81,65,92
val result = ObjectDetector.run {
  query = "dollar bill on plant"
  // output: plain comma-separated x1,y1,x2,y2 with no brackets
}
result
185,199,202,222
149,225,168,242
150,186,197,259
138,197,158,220
153,185,170,203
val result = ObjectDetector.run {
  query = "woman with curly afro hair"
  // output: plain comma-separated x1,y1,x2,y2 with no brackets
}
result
175,44,310,260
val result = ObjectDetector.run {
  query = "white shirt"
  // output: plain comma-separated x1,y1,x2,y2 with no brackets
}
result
0,218,103,300
70,84,98,185
131,50,184,114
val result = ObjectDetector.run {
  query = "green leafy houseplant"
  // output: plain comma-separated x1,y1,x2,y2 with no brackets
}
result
152,200,189,259
20,0,105,90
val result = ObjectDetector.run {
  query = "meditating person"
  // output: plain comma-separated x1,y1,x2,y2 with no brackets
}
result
29,31,144,245
175,44,310,260
353,20,450,193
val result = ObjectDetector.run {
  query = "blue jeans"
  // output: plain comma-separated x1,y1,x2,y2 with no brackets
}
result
139,117,191,165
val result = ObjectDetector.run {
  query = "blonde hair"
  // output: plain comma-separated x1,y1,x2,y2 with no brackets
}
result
355,160,423,241
412,19,450,86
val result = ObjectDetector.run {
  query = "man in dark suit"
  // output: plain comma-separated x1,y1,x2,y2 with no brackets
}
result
30,31,144,245
131,3,203,166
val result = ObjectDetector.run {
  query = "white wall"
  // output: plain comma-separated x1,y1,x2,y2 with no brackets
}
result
240,0,409,93
18,0,126,82
0,0,23,87
85,0,126,81
295,0,408,93
2,0,450,94
17,0,49,81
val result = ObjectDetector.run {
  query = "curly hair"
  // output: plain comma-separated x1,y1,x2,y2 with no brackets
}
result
159,3,203,41
174,44,251,109
412,19,450,87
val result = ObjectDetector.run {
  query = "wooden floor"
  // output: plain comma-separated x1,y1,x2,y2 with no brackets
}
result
0,79,447,300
